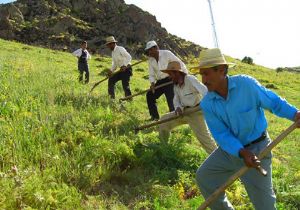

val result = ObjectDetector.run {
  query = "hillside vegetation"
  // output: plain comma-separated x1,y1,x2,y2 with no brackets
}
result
0,38,299,210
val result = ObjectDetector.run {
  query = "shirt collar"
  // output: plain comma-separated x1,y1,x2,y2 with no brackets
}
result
174,75,186,88
207,76,236,100
148,50,162,63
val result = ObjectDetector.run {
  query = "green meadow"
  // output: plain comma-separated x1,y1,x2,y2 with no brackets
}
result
0,38,299,210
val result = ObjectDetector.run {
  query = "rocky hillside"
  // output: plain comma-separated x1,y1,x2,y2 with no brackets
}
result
0,0,202,58
276,66,300,73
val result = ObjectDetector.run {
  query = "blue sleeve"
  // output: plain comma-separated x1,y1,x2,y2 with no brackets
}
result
249,77,298,121
200,102,244,157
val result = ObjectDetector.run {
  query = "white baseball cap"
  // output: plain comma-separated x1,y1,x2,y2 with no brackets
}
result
145,40,158,51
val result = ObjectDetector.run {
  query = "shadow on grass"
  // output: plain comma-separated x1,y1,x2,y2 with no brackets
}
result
97,69,110,76
135,67,145,72
88,140,203,205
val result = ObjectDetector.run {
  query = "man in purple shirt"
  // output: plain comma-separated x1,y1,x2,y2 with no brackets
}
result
192,48,300,210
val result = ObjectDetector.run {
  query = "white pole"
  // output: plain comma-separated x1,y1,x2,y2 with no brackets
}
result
207,0,219,48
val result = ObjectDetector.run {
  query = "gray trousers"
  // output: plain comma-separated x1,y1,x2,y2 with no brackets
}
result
196,135,276,210
159,109,216,154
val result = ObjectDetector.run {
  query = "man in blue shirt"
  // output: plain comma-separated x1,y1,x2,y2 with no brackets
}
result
192,48,300,210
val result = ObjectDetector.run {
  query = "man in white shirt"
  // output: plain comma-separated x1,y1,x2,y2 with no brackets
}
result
159,61,216,154
72,41,91,84
106,36,132,99
145,41,188,120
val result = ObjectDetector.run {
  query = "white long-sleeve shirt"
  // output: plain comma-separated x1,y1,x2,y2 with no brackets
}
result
111,45,132,72
173,75,207,110
72,48,91,59
148,50,188,83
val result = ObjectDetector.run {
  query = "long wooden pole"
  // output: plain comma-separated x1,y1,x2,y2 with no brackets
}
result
120,81,173,101
118,70,199,101
90,59,145,93
198,121,299,210
134,106,200,133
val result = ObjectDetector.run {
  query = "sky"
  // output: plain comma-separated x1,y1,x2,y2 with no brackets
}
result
124,0,300,69
1,0,299,68
0,0,13,3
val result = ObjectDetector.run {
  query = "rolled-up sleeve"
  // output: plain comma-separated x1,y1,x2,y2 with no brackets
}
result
173,88,182,110
119,47,132,66
72,49,81,57
111,59,117,72
87,51,91,59
148,61,156,83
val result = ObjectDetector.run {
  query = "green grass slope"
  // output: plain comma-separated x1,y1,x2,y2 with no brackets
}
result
0,38,299,210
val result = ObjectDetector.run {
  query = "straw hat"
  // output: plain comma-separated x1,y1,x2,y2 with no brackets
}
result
161,61,186,74
145,40,158,51
105,36,118,45
190,48,235,73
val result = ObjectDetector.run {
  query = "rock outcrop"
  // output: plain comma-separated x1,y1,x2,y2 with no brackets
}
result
0,0,203,58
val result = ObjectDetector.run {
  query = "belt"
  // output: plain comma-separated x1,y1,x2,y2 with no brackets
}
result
244,131,267,147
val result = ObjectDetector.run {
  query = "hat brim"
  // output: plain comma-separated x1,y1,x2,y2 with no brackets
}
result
190,62,236,73
161,69,186,74
145,45,157,51
105,41,117,45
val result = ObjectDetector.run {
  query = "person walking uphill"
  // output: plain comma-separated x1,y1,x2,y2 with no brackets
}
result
145,40,188,121
193,48,300,210
72,41,91,84
106,36,132,99
159,61,217,154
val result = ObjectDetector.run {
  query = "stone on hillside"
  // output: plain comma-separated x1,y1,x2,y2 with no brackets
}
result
0,18,14,39
0,0,203,59
6,4,24,23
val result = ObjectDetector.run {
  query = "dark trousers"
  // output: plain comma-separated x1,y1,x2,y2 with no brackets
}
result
108,67,132,99
146,77,174,119
78,62,89,83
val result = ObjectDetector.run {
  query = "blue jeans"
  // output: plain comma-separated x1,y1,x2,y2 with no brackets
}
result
196,134,276,210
